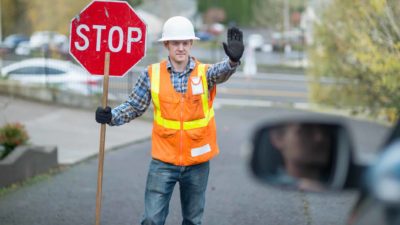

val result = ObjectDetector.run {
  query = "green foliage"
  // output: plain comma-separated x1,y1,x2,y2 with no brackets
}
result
125,0,143,7
23,0,93,34
198,0,305,28
251,0,282,29
1,0,29,37
0,122,29,159
197,0,255,25
308,0,400,121
252,0,305,29
2,0,142,36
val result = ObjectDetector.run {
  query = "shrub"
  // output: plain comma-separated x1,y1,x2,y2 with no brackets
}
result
308,0,400,120
0,123,30,159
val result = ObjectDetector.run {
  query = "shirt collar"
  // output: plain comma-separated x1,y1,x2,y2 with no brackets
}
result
167,56,196,73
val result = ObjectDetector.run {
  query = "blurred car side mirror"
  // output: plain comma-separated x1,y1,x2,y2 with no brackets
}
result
249,119,354,192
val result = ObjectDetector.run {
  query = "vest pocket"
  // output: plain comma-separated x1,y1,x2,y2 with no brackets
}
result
159,95,180,121
153,124,178,138
184,95,205,121
185,126,207,141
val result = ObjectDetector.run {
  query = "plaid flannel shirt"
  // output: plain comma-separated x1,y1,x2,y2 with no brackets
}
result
110,56,238,126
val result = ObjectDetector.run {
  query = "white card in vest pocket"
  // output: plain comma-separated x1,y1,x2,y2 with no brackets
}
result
191,76,203,95
191,144,211,157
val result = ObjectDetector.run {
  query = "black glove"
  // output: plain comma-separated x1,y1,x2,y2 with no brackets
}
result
223,27,245,63
95,106,112,124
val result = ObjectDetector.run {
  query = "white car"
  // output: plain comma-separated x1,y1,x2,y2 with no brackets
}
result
15,41,31,55
1,58,102,95
29,31,68,51
247,34,264,51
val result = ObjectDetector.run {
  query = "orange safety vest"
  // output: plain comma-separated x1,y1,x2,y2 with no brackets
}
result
148,60,219,166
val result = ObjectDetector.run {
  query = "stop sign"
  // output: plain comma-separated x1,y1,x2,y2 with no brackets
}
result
69,0,146,76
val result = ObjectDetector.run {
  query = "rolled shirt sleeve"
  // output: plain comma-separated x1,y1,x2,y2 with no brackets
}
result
109,69,151,126
207,57,239,89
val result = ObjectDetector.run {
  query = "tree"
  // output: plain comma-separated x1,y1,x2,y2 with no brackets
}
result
22,0,142,35
197,0,255,26
1,0,28,37
23,0,92,35
251,0,282,29
308,0,400,121
125,0,142,7
251,0,305,29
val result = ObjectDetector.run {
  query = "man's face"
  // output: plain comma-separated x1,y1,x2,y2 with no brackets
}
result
271,124,331,166
164,40,193,63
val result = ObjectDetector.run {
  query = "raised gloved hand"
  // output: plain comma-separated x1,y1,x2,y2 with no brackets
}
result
223,27,245,63
95,106,112,124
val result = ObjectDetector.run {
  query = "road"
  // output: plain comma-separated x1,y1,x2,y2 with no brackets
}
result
191,45,306,66
217,72,308,105
0,106,388,225
108,70,310,107
104,44,310,106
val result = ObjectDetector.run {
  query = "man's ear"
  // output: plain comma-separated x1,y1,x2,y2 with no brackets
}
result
163,41,169,49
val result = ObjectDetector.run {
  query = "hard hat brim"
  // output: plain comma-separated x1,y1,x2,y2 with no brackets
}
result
158,36,200,42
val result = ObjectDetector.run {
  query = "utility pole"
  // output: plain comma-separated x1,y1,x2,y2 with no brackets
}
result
283,0,291,54
283,0,290,34
0,0,3,42
0,0,3,70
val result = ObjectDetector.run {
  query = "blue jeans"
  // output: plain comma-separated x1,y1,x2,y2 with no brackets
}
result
141,159,210,225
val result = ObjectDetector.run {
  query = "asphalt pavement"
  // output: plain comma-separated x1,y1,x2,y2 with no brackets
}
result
0,104,390,225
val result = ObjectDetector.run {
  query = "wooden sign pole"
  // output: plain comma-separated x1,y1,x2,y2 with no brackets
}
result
95,52,110,225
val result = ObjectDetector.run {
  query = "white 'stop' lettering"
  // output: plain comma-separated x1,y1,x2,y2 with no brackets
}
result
74,24,142,53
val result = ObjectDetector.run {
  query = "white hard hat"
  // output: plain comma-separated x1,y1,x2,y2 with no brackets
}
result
158,16,200,42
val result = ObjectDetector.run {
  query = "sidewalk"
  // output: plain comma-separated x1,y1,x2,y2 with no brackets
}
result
0,95,152,164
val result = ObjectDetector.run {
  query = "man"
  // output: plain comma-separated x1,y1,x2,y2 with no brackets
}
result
95,16,244,225
269,123,333,191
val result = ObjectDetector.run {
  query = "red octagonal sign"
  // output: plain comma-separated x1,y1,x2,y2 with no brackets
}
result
70,0,146,76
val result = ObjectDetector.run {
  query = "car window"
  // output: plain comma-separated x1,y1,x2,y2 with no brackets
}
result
8,66,65,75
8,67,44,75
45,67,65,75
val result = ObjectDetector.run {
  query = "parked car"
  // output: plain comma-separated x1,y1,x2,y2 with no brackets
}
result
271,29,304,52
29,31,68,52
0,34,30,55
1,58,102,95
2,34,30,49
247,34,264,51
15,41,31,55
249,114,400,225
196,31,215,41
